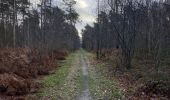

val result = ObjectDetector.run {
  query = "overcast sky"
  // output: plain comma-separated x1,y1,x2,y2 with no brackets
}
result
31,0,97,37
74,0,97,35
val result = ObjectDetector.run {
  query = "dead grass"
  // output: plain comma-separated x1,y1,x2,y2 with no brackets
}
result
0,48,67,100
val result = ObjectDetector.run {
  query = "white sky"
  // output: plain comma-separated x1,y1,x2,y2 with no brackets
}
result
74,0,97,36
30,0,97,37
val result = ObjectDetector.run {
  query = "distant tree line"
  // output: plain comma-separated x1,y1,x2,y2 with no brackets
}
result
82,0,170,70
0,0,80,52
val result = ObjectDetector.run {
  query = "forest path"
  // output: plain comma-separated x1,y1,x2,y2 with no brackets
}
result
39,50,93,100
39,50,122,100
78,51,92,100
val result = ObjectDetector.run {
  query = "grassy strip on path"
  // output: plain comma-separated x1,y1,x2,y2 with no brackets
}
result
37,51,82,100
83,51,123,100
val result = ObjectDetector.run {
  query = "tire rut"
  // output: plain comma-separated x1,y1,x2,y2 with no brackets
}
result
78,53,92,100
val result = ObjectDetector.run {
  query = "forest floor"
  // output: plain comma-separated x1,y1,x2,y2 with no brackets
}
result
38,50,123,100
1,48,169,100
96,49,170,100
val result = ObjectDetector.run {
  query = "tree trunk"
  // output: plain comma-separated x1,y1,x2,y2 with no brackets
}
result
13,0,16,47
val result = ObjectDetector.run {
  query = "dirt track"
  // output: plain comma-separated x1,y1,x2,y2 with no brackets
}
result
78,52,91,100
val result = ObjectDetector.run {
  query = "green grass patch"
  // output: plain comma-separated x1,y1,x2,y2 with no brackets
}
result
89,68,123,100
85,51,123,100
37,51,80,98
